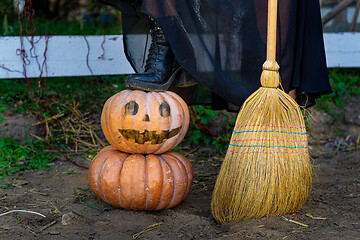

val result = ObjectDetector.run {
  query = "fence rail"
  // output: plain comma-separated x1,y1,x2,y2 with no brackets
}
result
0,33,359,79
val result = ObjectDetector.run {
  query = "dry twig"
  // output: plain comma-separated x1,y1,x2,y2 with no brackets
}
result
0,210,46,218
133,222,163,239
39,220,57,232
282,217,308,227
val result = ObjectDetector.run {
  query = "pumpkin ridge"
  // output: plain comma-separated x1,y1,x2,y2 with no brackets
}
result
167,152,192,196
116,90,134,152
153,93,171,146
102,95,113,146
129,155,134,210
173,92,189,128
160,91,189,153
155,92,178,154
166,153,188,207
144,155,148,210
162,155,177,209
167,153,189,201
93,150,116,193
105,93,119,148
154,156,165,211
98,152,118,204
128,153,147,210
117,153,126,209
119,154,135,209
143,92,151,153
104,92,123,149
104,153,123,204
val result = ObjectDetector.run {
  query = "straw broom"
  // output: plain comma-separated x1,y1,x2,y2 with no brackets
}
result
211,0,312,224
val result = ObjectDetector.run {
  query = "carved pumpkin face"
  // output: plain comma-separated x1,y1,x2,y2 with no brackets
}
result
101,90,189,154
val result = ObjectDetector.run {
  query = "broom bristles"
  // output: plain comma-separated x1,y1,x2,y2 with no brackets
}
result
211,85,312,224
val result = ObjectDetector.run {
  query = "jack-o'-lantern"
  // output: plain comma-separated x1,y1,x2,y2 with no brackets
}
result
88,146,193,210
101,90,190,154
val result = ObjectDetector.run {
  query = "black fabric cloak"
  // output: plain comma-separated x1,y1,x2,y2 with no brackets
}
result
97,0,331,109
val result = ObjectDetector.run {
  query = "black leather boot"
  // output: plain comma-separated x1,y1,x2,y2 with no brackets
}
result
126,20,197,91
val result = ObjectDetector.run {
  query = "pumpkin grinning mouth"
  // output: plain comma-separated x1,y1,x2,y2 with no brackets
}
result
118,127,182,144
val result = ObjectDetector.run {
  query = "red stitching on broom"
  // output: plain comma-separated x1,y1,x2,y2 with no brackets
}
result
236,124,306,129
227,150,308,154
231,139,307,142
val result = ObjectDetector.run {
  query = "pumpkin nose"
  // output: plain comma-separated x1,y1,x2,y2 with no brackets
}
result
143,114,150,122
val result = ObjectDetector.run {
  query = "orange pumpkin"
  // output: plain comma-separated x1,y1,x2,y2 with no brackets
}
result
101,90,190,154
88,146,193,210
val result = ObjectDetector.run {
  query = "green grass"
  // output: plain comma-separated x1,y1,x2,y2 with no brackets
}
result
0,101,8,123
317,68,360,108
316,68,360,121
0,75,127,179
0,75,126,113
0,137,58,179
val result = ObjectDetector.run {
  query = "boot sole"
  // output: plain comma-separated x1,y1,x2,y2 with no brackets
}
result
126,68,182,92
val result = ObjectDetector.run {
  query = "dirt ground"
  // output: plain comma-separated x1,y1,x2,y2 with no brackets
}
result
0,105,359,240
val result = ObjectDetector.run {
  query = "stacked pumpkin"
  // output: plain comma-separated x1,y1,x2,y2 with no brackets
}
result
88,90,193,210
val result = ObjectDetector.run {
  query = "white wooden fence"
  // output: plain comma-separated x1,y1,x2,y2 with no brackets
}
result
0,33,359,79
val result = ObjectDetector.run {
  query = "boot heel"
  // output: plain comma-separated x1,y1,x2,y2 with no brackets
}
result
175,69,198,88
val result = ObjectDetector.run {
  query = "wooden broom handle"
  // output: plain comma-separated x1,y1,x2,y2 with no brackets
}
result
266,0,278,62
261,0,279,88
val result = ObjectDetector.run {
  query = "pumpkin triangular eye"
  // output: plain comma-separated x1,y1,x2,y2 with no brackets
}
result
124,101,139,116
159,102,170,117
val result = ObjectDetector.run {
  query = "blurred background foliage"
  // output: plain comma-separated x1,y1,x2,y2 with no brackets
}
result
1,0,121,36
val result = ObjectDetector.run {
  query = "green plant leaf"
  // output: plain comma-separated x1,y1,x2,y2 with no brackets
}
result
16,105,25,114
0,106,7,112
